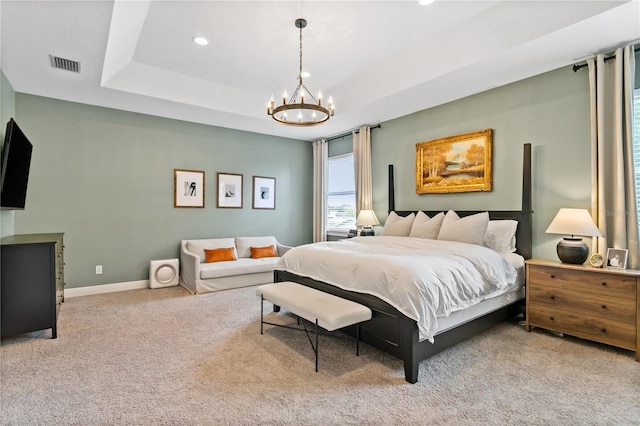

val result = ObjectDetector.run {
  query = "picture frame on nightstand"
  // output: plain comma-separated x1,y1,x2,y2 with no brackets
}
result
605,248,628,269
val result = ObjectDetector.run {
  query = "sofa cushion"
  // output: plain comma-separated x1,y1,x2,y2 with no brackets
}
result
251,245,276,259
235,236,278,258
205,247,236,263
186,238,237,263
199,257,280,280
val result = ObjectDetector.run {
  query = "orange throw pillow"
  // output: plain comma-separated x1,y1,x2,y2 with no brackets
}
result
204,247,236,263
250,245,276,259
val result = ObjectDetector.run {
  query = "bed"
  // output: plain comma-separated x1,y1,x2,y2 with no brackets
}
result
274,144,532,383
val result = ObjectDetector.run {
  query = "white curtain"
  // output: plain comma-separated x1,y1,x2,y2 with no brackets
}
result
312,139,328,242
353,126,372,216
588,45,638,269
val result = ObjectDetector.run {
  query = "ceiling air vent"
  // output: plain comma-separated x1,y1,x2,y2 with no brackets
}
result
50,55,80,73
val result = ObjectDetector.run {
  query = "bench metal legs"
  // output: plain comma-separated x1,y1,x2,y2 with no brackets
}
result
260,295,363,373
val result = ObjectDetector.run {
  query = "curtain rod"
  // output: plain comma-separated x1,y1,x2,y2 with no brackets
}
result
573,45,639,72
326,124,381,142
573,55,615,72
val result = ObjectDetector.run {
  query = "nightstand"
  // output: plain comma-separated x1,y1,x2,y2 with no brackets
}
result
525,259,639,361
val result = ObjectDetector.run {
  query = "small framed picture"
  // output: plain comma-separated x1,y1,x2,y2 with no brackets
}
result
252,176,276,210
217,172,243,208
174,169,205,208
605,248,628,269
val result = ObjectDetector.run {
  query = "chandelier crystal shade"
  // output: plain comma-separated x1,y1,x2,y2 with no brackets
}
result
267,18,334,126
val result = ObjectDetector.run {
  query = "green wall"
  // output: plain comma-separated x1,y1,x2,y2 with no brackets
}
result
370,65,592,261
13,95,312,288
6,57,621,288
0,70,16,238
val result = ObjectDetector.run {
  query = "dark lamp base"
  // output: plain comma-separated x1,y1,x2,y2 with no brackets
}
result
557,237,589,264
360,227,374,237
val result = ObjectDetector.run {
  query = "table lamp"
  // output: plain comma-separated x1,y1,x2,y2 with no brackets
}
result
356,209,379,236
545,208,602,264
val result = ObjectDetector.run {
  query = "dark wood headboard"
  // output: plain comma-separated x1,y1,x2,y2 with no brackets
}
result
389,143,533,259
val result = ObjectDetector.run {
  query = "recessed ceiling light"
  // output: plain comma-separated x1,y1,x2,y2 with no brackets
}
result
192,36,209,46
418,0,435,5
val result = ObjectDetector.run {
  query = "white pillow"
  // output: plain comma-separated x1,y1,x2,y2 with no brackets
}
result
409,211,445,239
484,220,518,253
437,210,489,246
381,212,415,236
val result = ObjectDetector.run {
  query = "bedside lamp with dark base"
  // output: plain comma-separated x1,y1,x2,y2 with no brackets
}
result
356,210,379,237
556,237,590,264
546,208,602,265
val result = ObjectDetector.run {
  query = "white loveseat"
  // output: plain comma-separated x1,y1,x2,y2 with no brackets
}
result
180,236,291,294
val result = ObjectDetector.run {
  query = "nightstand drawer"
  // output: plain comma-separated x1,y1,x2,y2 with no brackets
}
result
529,265,636,298
528,286,636,323
529,305,637,350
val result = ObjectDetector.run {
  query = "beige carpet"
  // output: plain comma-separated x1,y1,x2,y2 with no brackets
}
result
1,285,638,425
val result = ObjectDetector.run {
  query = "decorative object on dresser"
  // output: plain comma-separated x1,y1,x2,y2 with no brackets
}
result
589,253,605,268
356,209,379,236
606,248,628,269
0,233,64,339
525,259,639,361
174,169,205,208
545,208,602,264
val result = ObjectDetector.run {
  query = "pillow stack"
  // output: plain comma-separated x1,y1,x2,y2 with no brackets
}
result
380,209,518,253
380,211,415,236
437,210,489,246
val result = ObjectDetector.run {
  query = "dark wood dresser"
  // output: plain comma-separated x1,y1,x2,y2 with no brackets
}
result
1,233,65,339
525,258,639,361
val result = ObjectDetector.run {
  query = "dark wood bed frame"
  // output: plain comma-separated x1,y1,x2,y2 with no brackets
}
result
275,143,533,383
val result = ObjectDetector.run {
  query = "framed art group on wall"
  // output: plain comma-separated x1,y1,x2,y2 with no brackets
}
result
174,169,205,208
174,169,276,210
252,176,276,210
217,172,243,208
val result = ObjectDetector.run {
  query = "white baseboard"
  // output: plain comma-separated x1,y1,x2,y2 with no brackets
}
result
65,280,149,298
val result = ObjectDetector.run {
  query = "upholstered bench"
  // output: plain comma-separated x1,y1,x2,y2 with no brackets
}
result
256,281,372,372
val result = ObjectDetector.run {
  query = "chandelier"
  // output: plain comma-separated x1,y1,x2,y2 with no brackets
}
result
267,18,334,126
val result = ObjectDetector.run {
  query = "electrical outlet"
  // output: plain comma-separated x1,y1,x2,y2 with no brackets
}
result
95,265,102,275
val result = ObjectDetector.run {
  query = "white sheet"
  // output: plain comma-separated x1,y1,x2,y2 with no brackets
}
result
275,236,518,343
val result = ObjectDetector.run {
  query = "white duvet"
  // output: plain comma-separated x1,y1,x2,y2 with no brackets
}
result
274,236,518,343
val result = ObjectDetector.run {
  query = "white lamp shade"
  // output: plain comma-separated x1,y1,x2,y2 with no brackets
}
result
356,209,380,227
545,208,602,237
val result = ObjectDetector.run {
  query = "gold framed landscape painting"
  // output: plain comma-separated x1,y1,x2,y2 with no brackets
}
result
415,129,493,194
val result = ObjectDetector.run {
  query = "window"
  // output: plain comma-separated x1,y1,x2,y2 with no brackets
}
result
326,153,356,232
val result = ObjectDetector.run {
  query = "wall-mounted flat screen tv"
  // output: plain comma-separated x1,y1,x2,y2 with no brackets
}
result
1,118,33,210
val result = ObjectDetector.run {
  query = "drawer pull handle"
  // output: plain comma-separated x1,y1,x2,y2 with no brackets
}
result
550,274,555,279
601,282,607,287
549,295,555,300
601,305,607,310
601,328,607,333
549,317,554,321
